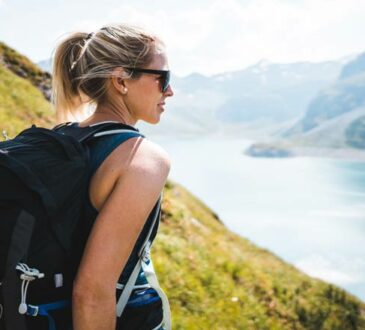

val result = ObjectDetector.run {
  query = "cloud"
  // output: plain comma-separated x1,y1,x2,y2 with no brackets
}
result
90,0,365,76
5,0,365,76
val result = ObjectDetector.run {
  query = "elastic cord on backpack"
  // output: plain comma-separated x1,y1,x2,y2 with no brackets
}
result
15,263,70,330
19,279,30,314
15,263,45,315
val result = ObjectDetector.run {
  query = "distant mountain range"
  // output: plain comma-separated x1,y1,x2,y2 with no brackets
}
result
37,58,52,74
140,59,347,137
37,56,347,138
36,49,365,151
245,51,365,159
284,52,365,149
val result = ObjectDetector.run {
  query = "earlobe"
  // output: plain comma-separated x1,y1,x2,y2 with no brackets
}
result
117,77,127,92
111,69,128,94
113,79,128,95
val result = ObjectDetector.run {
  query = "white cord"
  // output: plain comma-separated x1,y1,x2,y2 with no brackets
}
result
19,278,30,314
15,263,44,315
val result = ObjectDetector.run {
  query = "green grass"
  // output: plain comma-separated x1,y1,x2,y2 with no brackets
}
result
0,65,54,138
0,41,51,100
154,181,365,329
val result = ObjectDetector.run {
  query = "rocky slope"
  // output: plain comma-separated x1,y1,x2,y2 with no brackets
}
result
0,42,51,100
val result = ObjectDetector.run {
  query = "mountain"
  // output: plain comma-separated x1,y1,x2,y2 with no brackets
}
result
37,54,345,138
37,58,52,73
346,114,365,148
0,42,54,137
340,52,365,80
0,42,51,100
137,59,345,138
215,60,343,121
283,51,365,150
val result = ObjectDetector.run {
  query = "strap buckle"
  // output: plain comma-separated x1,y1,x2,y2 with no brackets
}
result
140,241,151,263
26,304,39,316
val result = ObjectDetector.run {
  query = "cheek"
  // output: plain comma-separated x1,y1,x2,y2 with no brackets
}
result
132,98,158,123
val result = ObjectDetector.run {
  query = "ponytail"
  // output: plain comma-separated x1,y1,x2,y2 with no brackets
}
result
51,32,89,122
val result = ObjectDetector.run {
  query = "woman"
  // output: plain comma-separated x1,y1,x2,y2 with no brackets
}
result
52,24,173,329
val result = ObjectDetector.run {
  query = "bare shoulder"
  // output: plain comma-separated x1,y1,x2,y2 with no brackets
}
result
89,136,170,211
133,138,171,167
111,136,171,174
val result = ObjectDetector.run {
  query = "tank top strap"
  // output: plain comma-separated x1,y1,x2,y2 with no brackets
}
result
87,130,144,177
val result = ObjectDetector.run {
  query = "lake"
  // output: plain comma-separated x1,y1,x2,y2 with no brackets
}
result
153,135,365,302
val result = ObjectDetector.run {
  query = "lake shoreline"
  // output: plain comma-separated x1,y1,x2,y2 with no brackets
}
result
291,146,365,163
244,142,365,163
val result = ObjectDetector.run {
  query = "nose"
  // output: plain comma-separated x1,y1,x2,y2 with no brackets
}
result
164,84,174,97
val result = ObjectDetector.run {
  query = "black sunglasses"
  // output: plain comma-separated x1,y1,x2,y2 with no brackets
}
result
126,68,171,92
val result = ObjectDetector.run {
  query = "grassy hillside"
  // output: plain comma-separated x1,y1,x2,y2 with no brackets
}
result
0,64,54,138
0,41,51,100
0,41,55,139
155,181,365,329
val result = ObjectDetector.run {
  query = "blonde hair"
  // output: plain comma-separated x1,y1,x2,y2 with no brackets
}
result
51,24,164,122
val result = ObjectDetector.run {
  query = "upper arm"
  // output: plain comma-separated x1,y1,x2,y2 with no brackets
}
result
73,139,170,298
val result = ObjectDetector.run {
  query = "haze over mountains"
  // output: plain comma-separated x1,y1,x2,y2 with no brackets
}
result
37,50,365,154
284,52,365,150
139,59,348,137
37,56,349,138
242,51,365,160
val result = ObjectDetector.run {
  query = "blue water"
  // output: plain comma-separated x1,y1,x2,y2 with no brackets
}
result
153,135,365,302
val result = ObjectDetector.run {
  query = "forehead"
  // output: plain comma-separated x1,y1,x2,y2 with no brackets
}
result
147,52,169,70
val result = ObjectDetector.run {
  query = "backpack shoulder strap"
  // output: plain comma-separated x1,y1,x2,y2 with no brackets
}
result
53,121,145,143
88,130,144,176
54,122,145,176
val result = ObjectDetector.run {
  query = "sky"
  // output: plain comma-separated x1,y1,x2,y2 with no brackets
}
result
1,0,365,77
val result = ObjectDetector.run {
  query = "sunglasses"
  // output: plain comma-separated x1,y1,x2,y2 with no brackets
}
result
126,68,171,93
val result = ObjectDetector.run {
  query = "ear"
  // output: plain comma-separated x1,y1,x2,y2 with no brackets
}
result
110,68,129,94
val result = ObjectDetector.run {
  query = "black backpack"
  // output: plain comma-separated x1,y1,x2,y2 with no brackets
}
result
0,122,150,330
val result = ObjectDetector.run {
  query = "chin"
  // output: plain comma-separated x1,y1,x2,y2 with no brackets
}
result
145,115,161,125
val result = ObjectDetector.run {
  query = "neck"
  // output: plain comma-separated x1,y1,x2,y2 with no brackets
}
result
80,103,137,127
